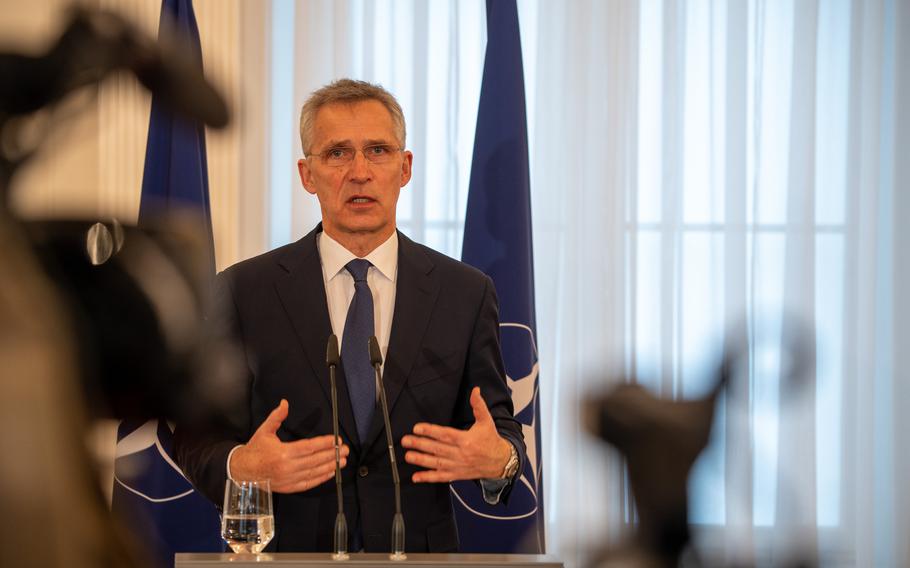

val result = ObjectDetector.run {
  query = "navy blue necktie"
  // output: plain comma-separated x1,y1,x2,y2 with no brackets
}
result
341,258,376,444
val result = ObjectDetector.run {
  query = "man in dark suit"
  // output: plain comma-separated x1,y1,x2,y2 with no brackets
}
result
174,79,525,553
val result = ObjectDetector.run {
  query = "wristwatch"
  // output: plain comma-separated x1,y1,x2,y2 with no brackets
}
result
500,442,520,480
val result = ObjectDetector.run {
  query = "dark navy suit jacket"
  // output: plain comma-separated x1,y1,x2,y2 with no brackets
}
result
174,225,525,552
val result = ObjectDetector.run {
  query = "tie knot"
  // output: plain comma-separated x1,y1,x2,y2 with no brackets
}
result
345,258,372,282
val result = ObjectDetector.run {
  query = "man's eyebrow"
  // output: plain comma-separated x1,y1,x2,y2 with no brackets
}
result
319,138,396,149
321,139,353,149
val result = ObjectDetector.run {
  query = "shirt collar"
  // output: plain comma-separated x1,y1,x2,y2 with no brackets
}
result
318,230,398,282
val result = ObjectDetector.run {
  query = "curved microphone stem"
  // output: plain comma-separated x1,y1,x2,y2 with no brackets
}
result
369,336,406,560
326,335,348,561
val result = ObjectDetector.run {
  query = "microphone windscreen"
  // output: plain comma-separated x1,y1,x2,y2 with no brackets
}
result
368,336,383,366
326,334,340,366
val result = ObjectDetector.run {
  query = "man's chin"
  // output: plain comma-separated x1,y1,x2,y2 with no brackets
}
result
331,221,395,239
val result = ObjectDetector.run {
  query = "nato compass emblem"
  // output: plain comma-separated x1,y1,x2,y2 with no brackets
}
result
114,419,195,502
451,322,541,520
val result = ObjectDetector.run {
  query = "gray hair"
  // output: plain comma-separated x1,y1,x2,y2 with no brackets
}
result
299,79,406,155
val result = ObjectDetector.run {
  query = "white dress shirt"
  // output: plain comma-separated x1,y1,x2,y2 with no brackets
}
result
318,230,397,379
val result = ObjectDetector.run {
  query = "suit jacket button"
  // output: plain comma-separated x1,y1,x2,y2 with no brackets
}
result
358,466,369,477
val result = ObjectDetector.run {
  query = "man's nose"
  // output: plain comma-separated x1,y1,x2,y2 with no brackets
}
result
347,150,371,181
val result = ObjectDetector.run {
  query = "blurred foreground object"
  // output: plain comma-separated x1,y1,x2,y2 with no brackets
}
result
22,217,241,422
0,214,142,567
0,5,228,203
0,5,232,567
585,324,814,568
0,213,239,568
111,1,229,564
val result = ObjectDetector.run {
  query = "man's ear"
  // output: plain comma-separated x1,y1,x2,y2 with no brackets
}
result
400,150,413,188
298,158,317,195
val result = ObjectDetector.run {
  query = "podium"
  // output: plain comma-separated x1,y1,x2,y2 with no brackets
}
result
175,553,563,568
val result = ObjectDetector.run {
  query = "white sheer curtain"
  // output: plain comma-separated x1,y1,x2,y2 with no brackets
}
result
268,0,909,565
267,0,491,252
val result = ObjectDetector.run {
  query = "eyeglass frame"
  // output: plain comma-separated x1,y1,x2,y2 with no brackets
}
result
304,143,405,167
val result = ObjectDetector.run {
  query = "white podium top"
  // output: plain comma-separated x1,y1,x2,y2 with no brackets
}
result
175,553,564,568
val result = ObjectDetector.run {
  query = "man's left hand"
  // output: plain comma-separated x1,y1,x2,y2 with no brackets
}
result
402,386,512,483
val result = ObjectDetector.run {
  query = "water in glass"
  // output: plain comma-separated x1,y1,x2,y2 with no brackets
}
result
222,479,274,553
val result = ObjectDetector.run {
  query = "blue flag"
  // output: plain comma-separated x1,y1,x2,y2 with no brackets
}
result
456,0,545,554
111,1,221,566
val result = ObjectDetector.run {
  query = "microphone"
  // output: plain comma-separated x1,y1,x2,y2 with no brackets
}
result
368,336,406,560
325,335,348,561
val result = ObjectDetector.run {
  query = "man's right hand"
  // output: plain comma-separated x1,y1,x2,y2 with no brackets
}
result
229,399,350,493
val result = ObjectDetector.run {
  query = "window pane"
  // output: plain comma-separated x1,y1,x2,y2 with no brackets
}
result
748,1,794,226
638,0,662,224
682,0,725,224
422,224,461,259
635,231,662,390
814,0,851,226
685,220,728,528
751,232,785,526
816,233,844,526
689,402,726,525
681,231,725,398
424,0,454,223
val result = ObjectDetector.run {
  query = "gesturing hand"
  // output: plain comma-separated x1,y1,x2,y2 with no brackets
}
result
402,387,512,483
230,399,349,493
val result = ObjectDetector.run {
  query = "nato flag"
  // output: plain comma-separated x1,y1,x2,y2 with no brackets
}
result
457,0,545,554
111,1,221,566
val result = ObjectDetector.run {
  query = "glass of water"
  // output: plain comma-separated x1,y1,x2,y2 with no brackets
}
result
221,479,274,554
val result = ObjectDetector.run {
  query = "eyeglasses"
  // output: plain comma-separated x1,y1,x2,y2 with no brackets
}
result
308,144,403,166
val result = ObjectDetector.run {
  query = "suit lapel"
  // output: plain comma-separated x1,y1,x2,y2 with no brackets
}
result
274,226,360,446
363,232,439,450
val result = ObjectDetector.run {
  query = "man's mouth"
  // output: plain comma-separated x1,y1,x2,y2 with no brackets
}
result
348,196,375,204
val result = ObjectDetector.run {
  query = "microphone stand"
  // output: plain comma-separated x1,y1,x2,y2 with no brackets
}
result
326,335,348,560
368,336,406,560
